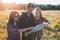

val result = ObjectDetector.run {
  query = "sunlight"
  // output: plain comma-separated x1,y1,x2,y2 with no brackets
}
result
2,0,13,3
2,0,60,4
2,0,30,4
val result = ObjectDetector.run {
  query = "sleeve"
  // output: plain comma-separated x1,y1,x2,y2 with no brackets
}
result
7,23,19,35
42,17,48,23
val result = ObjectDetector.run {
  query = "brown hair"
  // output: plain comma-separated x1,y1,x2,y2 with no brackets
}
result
9,11,19,24
26,3,33,8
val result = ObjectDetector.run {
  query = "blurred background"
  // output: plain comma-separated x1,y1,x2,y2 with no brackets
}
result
0,0,60,40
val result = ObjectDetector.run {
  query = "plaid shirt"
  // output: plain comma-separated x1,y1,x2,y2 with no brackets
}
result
7,22,20,40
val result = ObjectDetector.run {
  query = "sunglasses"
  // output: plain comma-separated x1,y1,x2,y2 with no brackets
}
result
14,16,19,18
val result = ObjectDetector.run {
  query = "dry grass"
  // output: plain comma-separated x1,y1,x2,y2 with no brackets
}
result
0,10,60,40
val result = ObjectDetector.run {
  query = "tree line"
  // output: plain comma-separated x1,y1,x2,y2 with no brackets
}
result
0,3,60,10
33,4,60,10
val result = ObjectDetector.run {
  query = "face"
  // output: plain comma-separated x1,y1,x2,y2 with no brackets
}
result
14,14,19,21
27,7,33,13
35,10,42,20
35,10,41,17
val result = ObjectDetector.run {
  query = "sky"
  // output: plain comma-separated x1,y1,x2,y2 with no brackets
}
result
1,0,60,5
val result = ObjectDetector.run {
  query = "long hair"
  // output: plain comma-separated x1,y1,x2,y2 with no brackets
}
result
8,11,19,24
33,7,42,18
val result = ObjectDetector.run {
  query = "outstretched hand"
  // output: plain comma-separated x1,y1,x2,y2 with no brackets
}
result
24,32,28,37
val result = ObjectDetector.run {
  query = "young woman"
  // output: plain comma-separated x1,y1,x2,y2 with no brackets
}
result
33,7,49,40
7,11,33,40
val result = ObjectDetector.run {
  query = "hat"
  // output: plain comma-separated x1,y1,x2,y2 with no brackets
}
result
26,3,34,8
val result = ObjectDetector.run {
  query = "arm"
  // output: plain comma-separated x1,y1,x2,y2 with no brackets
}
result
42,17,53,31
42,17,48,23
19,27,34,32
7,23,19,35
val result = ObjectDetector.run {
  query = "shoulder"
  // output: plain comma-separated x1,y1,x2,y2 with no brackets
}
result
19,12,27,20
20,12,26,17
41,17,45,20
42,17,45,19
6,22,10,26
30,13,33,15
6,22,13,26
31,13,35,18
41,17,46,19
22,12,27,15
6,22,11,28
42,17,48,22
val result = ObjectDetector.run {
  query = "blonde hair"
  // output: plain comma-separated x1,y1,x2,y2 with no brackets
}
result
33,7,42,17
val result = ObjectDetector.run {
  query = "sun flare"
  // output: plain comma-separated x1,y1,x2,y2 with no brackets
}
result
2,0,30,4
2,0,13,3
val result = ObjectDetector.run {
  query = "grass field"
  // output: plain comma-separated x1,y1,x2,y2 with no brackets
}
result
0,10,60,40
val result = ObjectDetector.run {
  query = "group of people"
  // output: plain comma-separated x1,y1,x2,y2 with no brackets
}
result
7,3,49,40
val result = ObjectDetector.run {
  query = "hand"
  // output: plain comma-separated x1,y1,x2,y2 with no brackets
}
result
24,32,28,37
46,20,50,25
47,20,50,24
30,27,34,29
